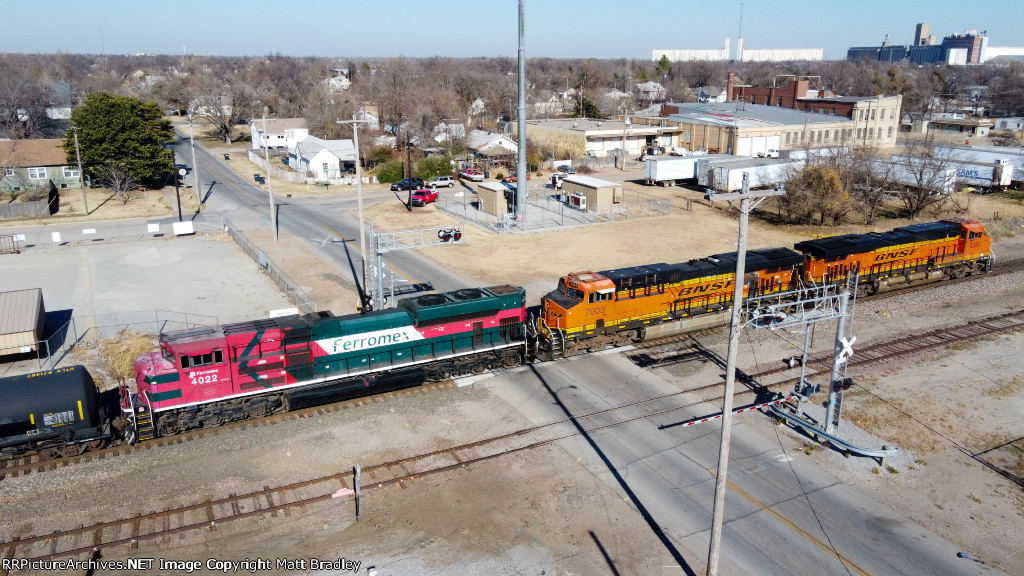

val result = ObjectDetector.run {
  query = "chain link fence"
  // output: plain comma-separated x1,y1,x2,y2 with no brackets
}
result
221,217,317,314
35,309,219,370
439,188,671,233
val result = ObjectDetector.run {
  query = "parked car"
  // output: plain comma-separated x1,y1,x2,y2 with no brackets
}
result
460,169,484,182
501,174,531,183
429,175,455,188
550,173,566,189
556,165,576,174
756,149,780,159
409,188,439,206
390,177,425,191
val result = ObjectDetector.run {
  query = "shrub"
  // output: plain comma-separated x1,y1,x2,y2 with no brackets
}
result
415,156,454,180
576,165,594,174
376,160,405,184
495,172,505,180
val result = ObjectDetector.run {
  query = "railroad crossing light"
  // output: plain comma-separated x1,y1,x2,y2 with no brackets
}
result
833,377,854,392
437,228,462,242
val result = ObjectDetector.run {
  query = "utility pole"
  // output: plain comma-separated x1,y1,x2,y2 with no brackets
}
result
262,110,278,243
188,109,202,209
514,0,528,220
336,116,371,311
173,150,183,222
72,128,87,214
703,175,785,576
620,115,630,171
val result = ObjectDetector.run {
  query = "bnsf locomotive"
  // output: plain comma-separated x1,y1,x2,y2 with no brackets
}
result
533,219,992,360
1,220,993,454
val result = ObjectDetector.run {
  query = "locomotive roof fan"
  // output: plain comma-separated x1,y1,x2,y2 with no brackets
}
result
453,288,483,300
417,294,448,307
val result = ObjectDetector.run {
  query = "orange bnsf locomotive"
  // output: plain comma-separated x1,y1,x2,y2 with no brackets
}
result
533,219,992,360
794,218,992,294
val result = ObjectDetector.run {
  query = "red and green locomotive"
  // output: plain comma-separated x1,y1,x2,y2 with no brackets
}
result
128,286,525,439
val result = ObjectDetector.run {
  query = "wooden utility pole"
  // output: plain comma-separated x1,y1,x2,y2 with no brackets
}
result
72,128,87,214
703,176,785,576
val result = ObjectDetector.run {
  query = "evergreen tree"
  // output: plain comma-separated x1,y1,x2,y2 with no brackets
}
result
65,92,174,187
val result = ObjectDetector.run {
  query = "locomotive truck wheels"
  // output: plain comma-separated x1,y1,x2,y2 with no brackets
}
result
38,448,60,461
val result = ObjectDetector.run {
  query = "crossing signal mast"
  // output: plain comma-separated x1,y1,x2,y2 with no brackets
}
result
364,223,464,311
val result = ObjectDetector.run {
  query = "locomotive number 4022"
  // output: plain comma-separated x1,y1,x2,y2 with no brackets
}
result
190,373,219,385
585,305,606,316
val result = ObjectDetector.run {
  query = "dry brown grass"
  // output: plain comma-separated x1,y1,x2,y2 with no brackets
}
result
97,331,156,379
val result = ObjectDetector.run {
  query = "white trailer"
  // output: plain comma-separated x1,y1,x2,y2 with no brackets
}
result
930,145,1023,182
890,155,1013,190
644,154,721,186
700,158,798,192
872,160,957,194
695,156,751,188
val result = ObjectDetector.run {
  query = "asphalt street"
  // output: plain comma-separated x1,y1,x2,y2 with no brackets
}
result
476,351,1005,576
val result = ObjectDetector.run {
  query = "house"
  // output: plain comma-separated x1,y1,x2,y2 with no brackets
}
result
635,81,667,106
251,118,309,150
432,122,466,143
0,139,84,192
465,129,518,163
288,136,356,181
190,95,233,119
354,109,380,131
694,86,728,103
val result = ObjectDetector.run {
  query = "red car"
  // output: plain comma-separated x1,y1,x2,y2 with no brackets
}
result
501,174,532,183
410,188,439,206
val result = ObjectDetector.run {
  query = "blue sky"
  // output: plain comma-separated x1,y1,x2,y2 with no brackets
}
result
5,0,1023,60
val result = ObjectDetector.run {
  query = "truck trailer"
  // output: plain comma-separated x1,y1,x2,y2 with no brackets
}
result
644,154,727,186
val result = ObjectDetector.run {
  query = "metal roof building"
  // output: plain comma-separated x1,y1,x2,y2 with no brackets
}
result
0,288,46,356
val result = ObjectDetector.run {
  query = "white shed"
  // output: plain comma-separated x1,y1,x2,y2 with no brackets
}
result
0,289,45,356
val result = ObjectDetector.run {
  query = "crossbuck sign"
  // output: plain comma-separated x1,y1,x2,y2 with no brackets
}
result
837,336,856,364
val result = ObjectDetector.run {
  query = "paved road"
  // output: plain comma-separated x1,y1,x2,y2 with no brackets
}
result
476,351,1006,576
181,133,478,301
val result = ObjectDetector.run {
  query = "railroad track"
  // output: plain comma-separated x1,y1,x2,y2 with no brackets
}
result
0,381,455,481
7,307,1024,563
4,257,1022,483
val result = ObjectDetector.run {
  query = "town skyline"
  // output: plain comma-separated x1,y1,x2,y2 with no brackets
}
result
5,0,1024,61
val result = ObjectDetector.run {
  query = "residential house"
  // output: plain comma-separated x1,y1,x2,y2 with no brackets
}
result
0,139,84,192
251,118,309,150
635,82,667,107
288,136,356,181
432,122,466,143
694,86,728,103
464,129,518,165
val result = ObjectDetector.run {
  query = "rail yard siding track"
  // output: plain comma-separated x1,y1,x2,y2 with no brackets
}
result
0,381,454,481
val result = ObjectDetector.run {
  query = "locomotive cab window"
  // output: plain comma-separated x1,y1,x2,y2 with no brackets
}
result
969,231,982,240
588,291,613,303
179,349,224,369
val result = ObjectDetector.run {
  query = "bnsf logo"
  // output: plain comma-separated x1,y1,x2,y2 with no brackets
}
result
679,279,733,296
874,247,917,262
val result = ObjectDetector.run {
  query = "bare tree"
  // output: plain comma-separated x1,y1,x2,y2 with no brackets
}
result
96,163,139,205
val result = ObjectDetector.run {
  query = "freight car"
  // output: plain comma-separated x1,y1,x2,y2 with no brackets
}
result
533,247,804,360
0,366,113,459
126,285,526,440
795,219,992,294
